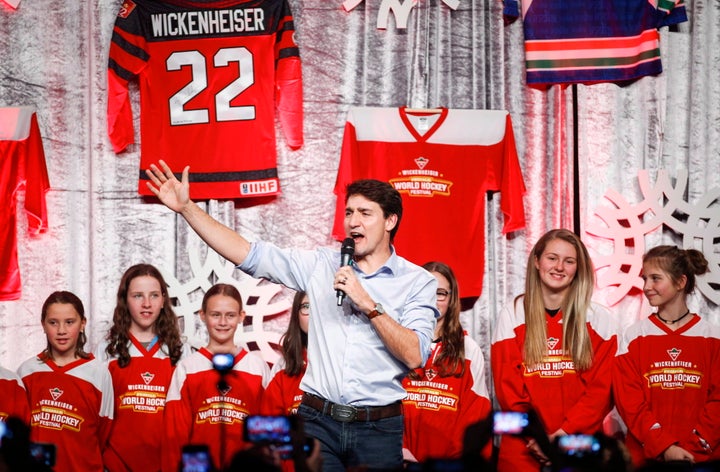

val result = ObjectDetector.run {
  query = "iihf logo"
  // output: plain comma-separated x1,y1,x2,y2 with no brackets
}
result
547,337,559,350
49,387,63,401
667,348,681,361
142,372,155,385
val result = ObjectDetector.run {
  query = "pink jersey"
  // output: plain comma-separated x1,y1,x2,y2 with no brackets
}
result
0,365,30,423
402,335,491,462
614,314,720,466
0,107,50,300
96,335,185,472
107,0,303,200
162,347,270,472
18,354,114,472
491,299,617,471
333,107,525,298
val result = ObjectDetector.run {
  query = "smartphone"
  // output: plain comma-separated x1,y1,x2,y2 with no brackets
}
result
556,434,601,458
181,444,212,472
29,442,57,467
0,421,6,447
492,411,529,435
244,415,312,459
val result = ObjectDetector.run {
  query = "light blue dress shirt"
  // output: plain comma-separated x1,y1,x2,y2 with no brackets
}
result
239,241,438,406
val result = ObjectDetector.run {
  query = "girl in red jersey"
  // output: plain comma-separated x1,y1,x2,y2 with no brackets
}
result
261,291,309,417
261,291,310,472
614,245,720,467
491,229,618,471
163,283,270,472
402,261,491,463
95,263,187,471
18,291,114,472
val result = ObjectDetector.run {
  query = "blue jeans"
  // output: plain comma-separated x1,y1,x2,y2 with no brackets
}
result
298,403,403,471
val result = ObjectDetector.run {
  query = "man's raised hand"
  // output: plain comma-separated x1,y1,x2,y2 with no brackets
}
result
146,160,190,213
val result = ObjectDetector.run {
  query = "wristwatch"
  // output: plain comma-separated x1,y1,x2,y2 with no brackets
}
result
367,303,385,320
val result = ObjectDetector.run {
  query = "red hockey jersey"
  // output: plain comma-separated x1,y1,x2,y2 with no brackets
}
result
0,365,30,423
614,314,720,466
96,335,187,472
107,0,303,200
333,107,526,298
491,299,617,471
402,335,491,462
260,355,305,416
17,354,114,472
0,107,50,301
163,347,269,472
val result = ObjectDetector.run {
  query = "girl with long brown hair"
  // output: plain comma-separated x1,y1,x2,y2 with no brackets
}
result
491,229,618,471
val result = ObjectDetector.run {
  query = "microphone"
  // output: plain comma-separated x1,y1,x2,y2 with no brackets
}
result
337,237,355,306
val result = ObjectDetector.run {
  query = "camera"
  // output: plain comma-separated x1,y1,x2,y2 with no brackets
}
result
211,353,235,374
492,411,529,435
244,415,312,459
181,444,212,472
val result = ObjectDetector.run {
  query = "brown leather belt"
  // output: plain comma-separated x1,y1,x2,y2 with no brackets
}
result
301,393,402,423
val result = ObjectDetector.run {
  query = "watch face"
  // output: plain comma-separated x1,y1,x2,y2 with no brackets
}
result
375,303,385,314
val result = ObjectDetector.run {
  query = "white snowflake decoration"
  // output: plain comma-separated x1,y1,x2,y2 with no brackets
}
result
587,169,720,306
158,249,290,365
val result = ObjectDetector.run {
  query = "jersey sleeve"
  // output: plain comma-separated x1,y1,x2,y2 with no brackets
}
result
498,113,525,234
107,2,148,153
332,118,357,241
97,362,115,451
260,361,288,415
491,301,531,412
560,319,617,433
0,367,30,424
274,1,303,149
22,112,50,235
162,362,193,472
681,336,720,458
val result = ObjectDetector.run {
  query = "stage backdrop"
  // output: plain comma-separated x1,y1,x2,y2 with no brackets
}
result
1,0,718,402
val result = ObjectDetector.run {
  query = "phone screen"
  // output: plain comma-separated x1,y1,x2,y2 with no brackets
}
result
492,411,529,435
29,442,57,467
244,415,292,444
556,434,601,458
181,445,212,472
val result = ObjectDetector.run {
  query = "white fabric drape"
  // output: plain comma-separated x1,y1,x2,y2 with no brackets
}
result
0,1,718,392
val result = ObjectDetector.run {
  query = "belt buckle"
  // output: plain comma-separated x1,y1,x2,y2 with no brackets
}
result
329,403,357,422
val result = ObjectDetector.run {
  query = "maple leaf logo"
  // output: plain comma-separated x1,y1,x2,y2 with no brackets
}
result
547,337,559,350
49,388,63,401
415,157,429,170
141,372,154,385
667,348,681,361
425,368,437,381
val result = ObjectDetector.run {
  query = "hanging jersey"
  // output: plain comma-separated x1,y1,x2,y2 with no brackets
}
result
0,365,30,423
0,107,50,301
163,347,270,472
107,0,303,200
333,107,526,298
96,336,187,472
503,0,688,87
614,315,720,466
17,354,114,472
402,335,491,462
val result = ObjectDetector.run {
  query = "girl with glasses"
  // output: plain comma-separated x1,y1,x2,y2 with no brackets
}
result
402,261,492,463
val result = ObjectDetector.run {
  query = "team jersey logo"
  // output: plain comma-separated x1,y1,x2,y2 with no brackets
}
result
49,387,63,401
118,0,136,19
546,337,559,350
414,156,429,169
219,385,232,396
141,372,155,385
667,348,681,361
425,368,437,381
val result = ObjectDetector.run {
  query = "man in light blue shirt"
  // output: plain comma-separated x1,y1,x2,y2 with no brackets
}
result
147,161,438,471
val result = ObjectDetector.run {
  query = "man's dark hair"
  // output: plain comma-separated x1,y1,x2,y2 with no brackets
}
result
345,179,403,242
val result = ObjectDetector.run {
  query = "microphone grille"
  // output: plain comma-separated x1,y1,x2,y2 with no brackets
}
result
341,237,355,254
